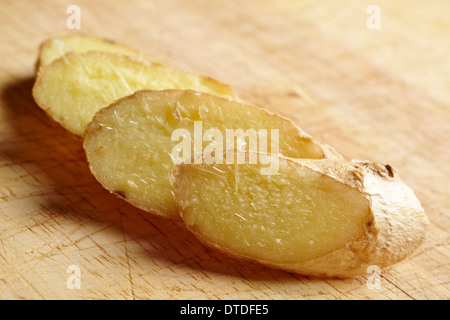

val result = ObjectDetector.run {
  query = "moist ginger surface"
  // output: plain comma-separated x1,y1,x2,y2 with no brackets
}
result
84,90,335,218
174,157,371,263
33,51,234,136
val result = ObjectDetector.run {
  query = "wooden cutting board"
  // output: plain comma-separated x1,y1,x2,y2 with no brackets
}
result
0,0,449,300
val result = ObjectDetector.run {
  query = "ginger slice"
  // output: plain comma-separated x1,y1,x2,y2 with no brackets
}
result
35,34,154,70
83,89,341,219
173,153,429,277
32,51,234,136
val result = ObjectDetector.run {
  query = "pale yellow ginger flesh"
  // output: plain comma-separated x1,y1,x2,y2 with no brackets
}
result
173,154,429,277
36,34,153,70
32,51,234,136
83,90,341,219
176,157,370,263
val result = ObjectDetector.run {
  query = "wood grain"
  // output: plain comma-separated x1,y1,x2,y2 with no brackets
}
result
0,0,449,299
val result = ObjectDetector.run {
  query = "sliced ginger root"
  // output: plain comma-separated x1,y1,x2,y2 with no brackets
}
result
35,34,154,71
83,89,342,219
32,51,234,136
31,35,429,278
173,152,429,277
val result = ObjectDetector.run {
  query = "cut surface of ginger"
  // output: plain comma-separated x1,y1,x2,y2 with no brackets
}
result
83,89,341,218
173,154,371,264
36,34,153,70
32,51,234,136
173,153,429,276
